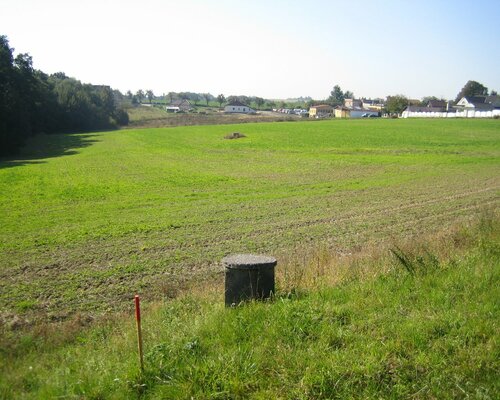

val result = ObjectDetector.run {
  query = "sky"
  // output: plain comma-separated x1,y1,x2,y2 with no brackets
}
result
1,0,499,100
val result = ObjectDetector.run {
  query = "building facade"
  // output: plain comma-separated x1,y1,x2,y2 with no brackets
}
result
224,101,255,114
309,105,333,118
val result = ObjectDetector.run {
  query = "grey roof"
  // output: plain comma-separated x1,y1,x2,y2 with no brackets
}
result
471,103,495,110
170,99,192,107
427,100,447,108
362,100,384,105
486,95,500,107
464,96,486,104
457,95,500,109
405,106,450,113
311,104,333,109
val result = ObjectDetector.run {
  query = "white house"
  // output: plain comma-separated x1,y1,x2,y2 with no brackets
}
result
166,99,193,112
402,96,500,118
452,96,498,118
454,96,500,117
224,101,255,114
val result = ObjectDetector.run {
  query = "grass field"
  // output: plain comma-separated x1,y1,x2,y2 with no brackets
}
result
0,119,499,322
1,213,498,399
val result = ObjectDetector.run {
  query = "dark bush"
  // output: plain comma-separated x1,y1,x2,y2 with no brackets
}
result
113,109,129,126
224,132,246,140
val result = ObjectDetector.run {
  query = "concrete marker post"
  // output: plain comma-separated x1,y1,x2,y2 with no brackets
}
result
223,254,277,307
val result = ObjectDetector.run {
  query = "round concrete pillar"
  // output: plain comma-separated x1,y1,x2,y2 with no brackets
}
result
223,254,277,307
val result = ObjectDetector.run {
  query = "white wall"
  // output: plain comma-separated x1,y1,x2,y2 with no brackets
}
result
402,110,500,118
224,105,255,113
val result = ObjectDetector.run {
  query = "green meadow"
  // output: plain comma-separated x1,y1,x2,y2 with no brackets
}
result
0,119,499,318
1,118,499,399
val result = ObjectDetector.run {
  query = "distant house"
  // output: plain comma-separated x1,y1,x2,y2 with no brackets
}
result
486,95,500,108
335,98,383,118
335,106,379,118
453,96,500,118
224,101,255,114
427,100,447,109
401,105,455,118
401,99,453,118
361,99,385,111
309,104,333,118
166,99,193,112
334,106,349,118
455,96,496,111
344,98,362,109
401,96,500,118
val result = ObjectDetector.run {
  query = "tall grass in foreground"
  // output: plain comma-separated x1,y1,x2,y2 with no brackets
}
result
1,212,499,399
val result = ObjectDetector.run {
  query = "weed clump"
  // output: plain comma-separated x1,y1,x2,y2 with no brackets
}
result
224,132,246,139
389,247,440,276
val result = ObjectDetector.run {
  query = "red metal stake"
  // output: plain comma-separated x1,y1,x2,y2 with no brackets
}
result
135,295,144,372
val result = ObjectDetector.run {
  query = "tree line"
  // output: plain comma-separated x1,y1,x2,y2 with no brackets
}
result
126,90,274,110
0,36,129,157
384,80,497,115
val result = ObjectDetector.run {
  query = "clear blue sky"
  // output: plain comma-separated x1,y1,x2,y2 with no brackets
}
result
1,0,499,100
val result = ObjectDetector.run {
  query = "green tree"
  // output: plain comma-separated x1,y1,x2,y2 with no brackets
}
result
328,85,344,105
0,36,26,155
306,99,315,108
385,95,408,115
136,89,145,103
344,90,354,99
202,93,211,106
146,90,154,103
112,108,129,125
216,94,225,108
421,96,441,106
0,37,56,155
455,80,488,102
255,97,265,109
0,35,129,156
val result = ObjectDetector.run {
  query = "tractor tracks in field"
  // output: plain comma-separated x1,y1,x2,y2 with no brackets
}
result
254,185,499,237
